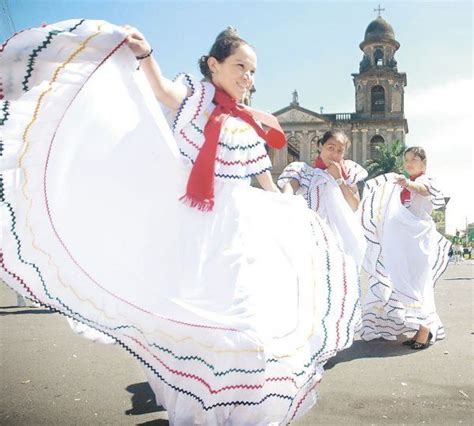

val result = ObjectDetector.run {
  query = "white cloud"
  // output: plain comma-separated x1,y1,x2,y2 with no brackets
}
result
405,78,474,235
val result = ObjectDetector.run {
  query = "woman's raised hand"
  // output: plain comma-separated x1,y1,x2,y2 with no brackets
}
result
121,26,186,110
394,174,408,187
123,25,151,57
326,160,343,179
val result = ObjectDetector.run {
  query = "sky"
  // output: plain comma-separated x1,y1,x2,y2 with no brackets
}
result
2,0,473,234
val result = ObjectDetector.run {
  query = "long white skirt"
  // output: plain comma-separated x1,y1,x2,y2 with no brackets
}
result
360,175,450,342
317,179,367,270
0,20,361,424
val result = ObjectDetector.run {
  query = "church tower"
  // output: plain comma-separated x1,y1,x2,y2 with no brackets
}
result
352,10,408,156
271,9,409,177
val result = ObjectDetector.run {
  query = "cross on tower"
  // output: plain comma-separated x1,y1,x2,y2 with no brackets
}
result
374,4,385,17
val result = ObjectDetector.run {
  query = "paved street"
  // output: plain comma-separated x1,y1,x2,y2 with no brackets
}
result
1,261,472,425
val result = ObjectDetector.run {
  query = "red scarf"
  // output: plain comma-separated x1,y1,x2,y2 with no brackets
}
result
313,155,348,180
180,86,286,211
400,172,423,205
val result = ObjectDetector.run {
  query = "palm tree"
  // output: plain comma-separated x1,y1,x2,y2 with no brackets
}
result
364,139,405,179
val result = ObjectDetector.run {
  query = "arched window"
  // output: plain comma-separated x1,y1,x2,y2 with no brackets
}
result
370,135,385,159
374,48,384,66
371,86,385,113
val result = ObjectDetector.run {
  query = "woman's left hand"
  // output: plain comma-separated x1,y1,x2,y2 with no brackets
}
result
123,25,151,57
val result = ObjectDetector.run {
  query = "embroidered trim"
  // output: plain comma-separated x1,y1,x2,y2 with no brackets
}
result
219,140,261,151
22,20,85,92
216,153,268,167
0,100,9,125
215,165,272,180
172,73,195,132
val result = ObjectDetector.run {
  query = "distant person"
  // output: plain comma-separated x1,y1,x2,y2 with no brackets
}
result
452,231,463,264
448,245,454,262
467,246,472,260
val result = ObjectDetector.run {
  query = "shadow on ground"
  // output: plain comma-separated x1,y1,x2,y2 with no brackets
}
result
125,382,167,423
445,277,473,281
325,338,417,369
0,307,54,315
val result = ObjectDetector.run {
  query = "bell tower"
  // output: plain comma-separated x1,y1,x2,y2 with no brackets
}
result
350,7,408,159
353,9,407,119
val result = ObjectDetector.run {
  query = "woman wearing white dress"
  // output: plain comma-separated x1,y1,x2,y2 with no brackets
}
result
1,21,362,424
278,131,368,269
360,147,451,349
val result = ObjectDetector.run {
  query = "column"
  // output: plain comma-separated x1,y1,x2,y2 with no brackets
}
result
350,129,358,161
300,130,311,163
361,129,368,164
397,129,405,146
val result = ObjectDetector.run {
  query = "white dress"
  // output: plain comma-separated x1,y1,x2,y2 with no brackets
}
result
0,20,361,425
278,161,368,269
359,173,451,342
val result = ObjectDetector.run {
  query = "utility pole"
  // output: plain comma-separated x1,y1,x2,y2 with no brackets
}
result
0,0,16,40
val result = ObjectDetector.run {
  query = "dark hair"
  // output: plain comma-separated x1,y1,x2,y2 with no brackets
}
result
404,146,426,161
198,27,252,80
318,130,351,148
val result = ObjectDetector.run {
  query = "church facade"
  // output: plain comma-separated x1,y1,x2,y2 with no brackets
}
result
268,14,409,177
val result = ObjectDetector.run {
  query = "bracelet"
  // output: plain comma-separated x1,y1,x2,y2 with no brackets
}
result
136,48,153,61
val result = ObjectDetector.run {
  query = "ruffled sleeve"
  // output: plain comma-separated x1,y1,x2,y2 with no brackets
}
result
170,73,215,135
344,160,368,186
214,118,272,180
415,175,446,209
277,162,314,190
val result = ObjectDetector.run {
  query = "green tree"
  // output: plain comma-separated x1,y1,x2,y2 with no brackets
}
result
364,139,405,179
431,209,446,235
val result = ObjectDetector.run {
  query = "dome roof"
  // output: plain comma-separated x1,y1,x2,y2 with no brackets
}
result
361,16,399,48
365,17,395,41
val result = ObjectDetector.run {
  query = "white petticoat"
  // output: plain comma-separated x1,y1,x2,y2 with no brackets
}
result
0,20,361,425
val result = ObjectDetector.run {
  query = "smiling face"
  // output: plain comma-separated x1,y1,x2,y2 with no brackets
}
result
319,137,347,165
403,151,426,177
207,44,257,101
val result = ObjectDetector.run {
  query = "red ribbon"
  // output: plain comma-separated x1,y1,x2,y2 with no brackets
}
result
400,172,423,205
179,85,286,211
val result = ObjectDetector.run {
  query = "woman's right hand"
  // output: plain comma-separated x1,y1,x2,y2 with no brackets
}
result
326,160,343,179
123,25,151,57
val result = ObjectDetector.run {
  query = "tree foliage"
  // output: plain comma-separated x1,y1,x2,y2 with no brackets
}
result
364,140,405,179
